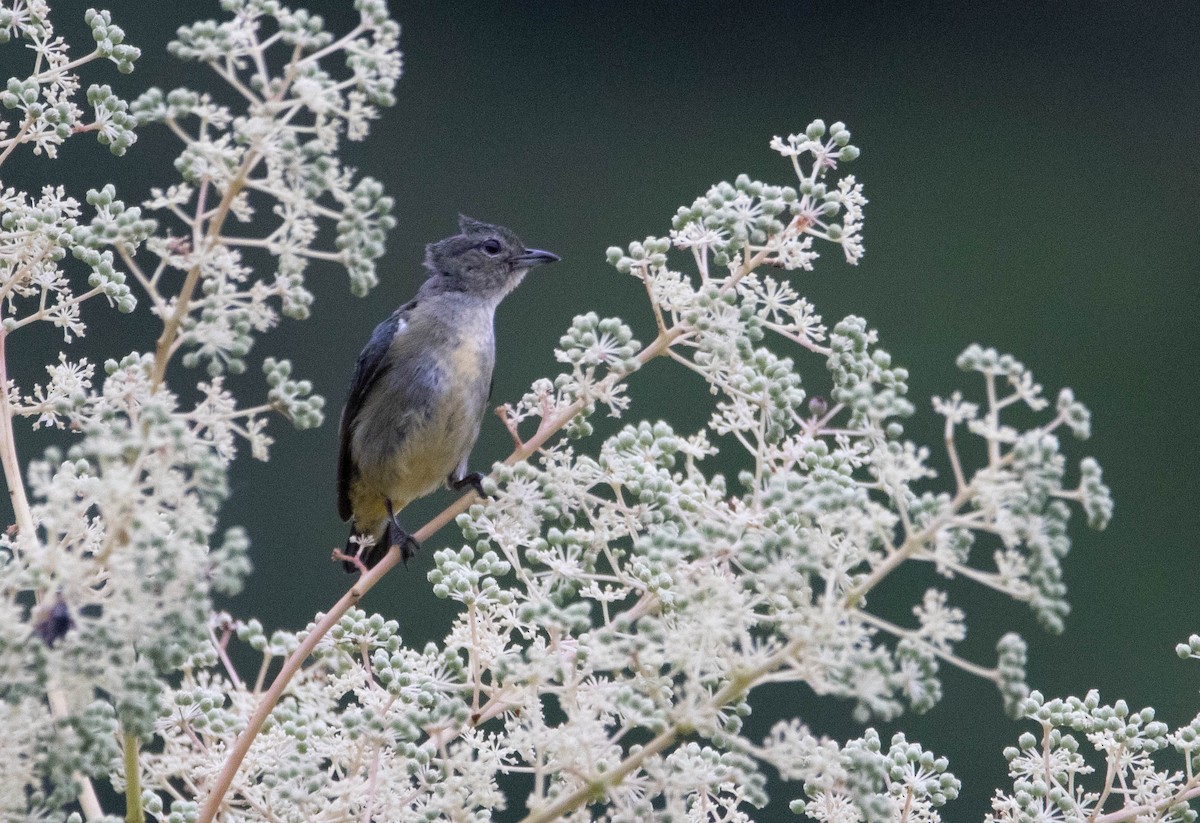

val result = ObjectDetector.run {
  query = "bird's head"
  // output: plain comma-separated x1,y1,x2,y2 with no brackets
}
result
423,215,559,302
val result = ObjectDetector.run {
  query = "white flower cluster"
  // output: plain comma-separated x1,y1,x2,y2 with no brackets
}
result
129,112,1123,822
0,6,139,160
988,681,1200,822
0,2,398,819
2,3,1191,822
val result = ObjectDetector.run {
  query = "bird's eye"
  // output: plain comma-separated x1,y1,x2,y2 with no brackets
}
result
482,239,502,255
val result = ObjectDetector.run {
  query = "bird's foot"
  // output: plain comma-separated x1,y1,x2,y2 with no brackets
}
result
382,499,420,564
452,471,488,499
385,519,420,564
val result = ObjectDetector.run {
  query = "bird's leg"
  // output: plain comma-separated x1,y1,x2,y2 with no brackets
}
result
385,499,420,564
451,471,487,499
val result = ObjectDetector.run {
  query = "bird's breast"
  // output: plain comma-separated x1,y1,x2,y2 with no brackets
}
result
445,333,492,387
435,330,494,436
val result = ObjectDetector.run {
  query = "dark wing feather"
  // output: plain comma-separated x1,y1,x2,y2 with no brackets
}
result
336,303,413,521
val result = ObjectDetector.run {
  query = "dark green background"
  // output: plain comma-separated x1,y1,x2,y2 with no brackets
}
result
9,1,1200,819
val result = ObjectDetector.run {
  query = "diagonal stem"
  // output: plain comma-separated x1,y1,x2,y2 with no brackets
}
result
194,324,686,823
123,731,145,823
195,245,769,821
0,330,33,539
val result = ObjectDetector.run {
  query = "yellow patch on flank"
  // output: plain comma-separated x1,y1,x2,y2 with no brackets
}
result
401,447,448,482
447,337,483,382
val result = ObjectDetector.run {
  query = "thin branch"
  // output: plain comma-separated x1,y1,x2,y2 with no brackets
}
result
845,449,1016,608
519,725,682,823
196,553,401,822
519,616,816,822
148,33,315,393
1092,780,1200,823
208,623,244,692
150,159,256,388
944,418,966,493
162,117,198,147
857,611,998,681
31,49,102,82
216,235,344,262
467,602,481,718
359,694,397,823
761,319,831,354
0,330,34,539
116,245,167,315
294,23,368,70
640,265,668,336
1088,742,1122,823
0,116,33,168
207,58,262,105
194,248,774,821
123,731,145,823
196,323,686,821
984,373,1001,467
252,654,271,695
7,285,105,331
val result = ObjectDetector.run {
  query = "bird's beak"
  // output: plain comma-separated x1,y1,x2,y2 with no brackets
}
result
515,248,560,267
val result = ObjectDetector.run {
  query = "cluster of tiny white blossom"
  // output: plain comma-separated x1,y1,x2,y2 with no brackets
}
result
3,3,1195,823
987,656,1200,823
130,113,1128,821
0,1,398,819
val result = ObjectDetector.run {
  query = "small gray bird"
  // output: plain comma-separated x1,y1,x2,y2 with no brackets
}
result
337,216,559,570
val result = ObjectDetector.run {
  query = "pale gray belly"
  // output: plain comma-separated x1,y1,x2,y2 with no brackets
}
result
370,389,484,503
350,335,492,512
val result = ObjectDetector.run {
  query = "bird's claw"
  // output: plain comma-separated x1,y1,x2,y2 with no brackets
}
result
385,519,421,564
452,471,488,499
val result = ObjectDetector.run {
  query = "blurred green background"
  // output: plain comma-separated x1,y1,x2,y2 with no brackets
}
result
7,1,1199,818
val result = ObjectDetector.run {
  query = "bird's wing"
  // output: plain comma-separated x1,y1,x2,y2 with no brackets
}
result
336,302,413,521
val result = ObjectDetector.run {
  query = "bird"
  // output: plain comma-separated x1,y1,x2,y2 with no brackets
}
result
336,216,559,571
